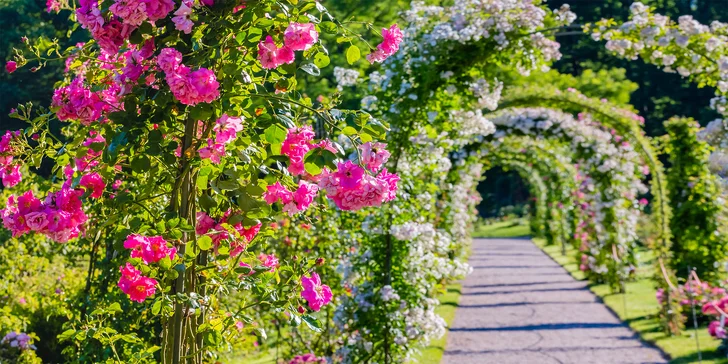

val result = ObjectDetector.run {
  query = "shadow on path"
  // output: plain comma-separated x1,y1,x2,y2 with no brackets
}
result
441,238,668,364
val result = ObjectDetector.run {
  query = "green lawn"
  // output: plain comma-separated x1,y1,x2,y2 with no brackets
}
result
535,238,728,364
472,219,530,238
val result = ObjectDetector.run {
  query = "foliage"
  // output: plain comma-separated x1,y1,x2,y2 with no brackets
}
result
664,117,727,279
2,0,400,362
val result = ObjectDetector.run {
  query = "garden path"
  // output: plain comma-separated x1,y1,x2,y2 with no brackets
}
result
441,238,667,364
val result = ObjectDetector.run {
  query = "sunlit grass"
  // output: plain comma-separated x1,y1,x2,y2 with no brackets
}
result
472,218,530,238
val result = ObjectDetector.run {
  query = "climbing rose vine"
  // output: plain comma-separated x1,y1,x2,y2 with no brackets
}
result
3,0,401,362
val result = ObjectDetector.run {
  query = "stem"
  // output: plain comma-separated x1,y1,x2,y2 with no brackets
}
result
80,229,103,317
170,117,197,364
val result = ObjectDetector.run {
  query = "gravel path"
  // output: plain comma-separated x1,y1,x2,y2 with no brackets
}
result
441,238,668,364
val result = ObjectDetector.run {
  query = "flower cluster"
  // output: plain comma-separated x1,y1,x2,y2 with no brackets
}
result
258,23,318,69
367,24,403,63
590,2,728,94
0,130,22,188
76,0,135,53
123,234,177,264
157,47,220,105
1,332,35,350
300,272,333,312
109,0,175,26
263,181,319,216
1,189,88,243
288,353,327,364
79,172,106,198
172,0,195,34
51,78,116,125
333,67,360,88
118,262,158,303
281,126,331,176
319,160,399,211
196,211,262,257
199,114,244,163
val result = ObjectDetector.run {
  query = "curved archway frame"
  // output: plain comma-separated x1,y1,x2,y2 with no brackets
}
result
498,87,671,259
478,136,580,252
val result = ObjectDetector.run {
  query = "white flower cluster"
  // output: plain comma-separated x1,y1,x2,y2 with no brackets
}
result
592,2,728,92
334,67,360,88
443,163,484,242
450,109,497,141
469,78,503,110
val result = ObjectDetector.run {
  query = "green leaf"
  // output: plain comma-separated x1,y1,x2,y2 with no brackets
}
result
198,235,213,251
313,53,330,68
304,161,322,175
299,63,321,76
131,156,151,173
302,315,323,332
247,27,263,42
319,21,337,34
217,180,238,190
151,300,162,315
159,257,172,270
264,124,287,144
346,45,360,65
189,104,214,121
59,329,76,341
342,126,357,136
199,194,217,210
107,302,122,313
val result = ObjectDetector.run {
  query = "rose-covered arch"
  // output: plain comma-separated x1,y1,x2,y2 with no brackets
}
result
493,159,551,240
499,87,671,258
473,107,648,288
478,136,579,250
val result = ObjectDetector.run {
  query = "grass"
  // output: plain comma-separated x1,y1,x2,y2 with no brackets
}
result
472,218,530,238
534,238,728,364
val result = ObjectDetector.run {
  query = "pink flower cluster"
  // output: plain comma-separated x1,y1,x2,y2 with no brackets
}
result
77,0,136,54
656,277,728,340
1,332,34,350
258,23,318,69
52,78,109,125
0,188,88,243
0,130,22,188
288,353,326,364
281,126,336,176
157,48,220,105
172,0,194,34
263,181,319,216
300,272,332,312
79,172,106,198
366,24,403,63
703,296,728,340
109,0,174,26
73,132,106,173
199,114,244,163
118,263,158,303
123,234,177,264
196,211,262,257
318,157,399,211
258,253,279,272
115,40,156,94
358,142,391,172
